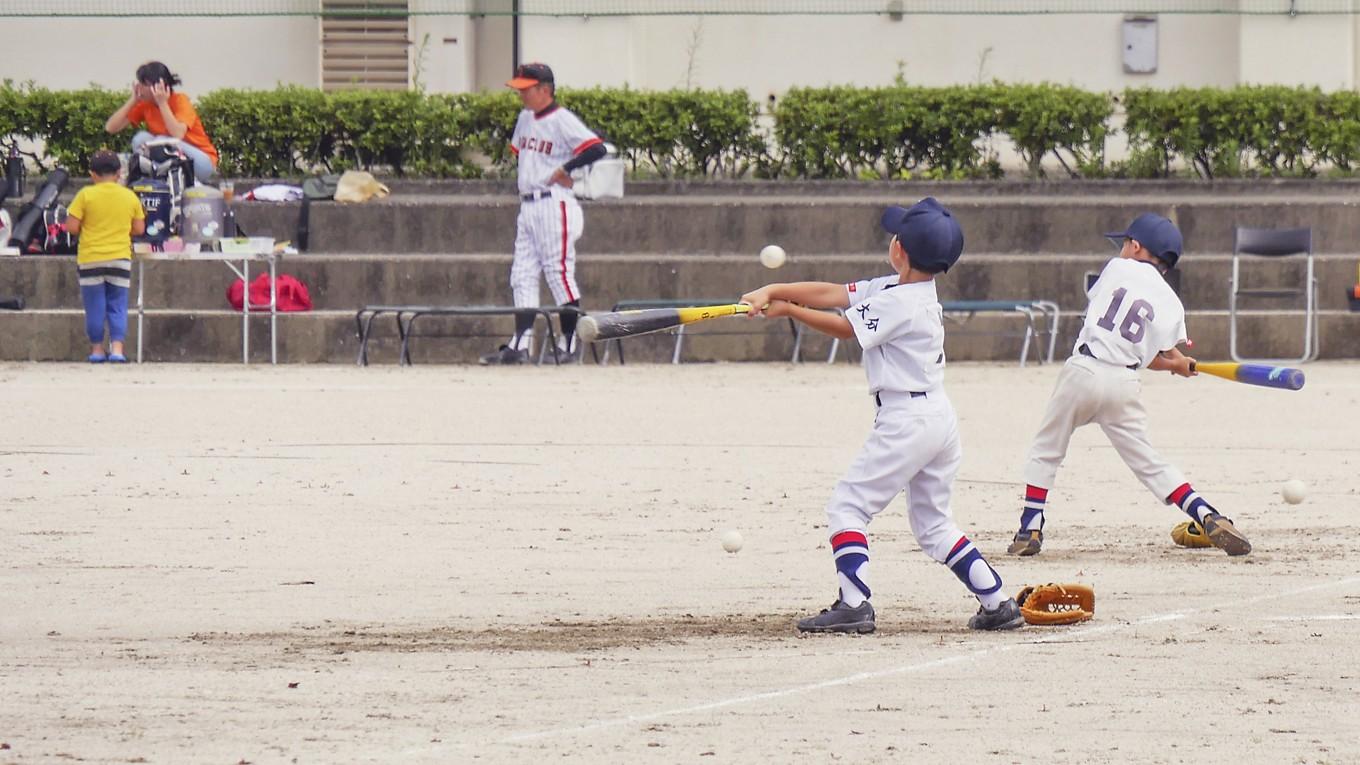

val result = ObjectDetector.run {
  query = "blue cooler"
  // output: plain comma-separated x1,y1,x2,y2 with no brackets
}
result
131,179,173,243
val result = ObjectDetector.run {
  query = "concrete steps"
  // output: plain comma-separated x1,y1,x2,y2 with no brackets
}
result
4,306,1355,364
3,253,1354,312
5,179,1358,363
227,193,1360,255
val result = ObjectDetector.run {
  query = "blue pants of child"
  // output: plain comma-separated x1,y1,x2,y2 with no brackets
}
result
81,282,129,344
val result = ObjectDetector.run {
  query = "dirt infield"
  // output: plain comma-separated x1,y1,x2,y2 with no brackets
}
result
2,361,1357,764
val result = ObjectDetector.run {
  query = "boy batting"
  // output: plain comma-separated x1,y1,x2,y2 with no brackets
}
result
1008,213,1252,558
742,198,1023,633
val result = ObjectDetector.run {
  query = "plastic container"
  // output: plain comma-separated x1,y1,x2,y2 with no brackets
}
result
218,236,275,254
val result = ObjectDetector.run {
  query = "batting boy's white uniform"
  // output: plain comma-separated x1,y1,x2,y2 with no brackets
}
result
829,276,997,596
508,105,602,347
1023,257,1189,499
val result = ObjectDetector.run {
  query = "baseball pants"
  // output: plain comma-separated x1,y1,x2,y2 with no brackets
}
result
825,390,968,563
1023,354,1187,500
509,195,583,349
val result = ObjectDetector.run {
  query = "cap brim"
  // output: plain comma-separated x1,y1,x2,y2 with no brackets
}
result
1103,230,1131,239
880,205,910,235
506,77,540,89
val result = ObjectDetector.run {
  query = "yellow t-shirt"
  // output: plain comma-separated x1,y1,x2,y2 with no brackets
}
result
67,182,145,265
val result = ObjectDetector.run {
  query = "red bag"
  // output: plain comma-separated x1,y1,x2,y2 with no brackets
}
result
227,273,312,312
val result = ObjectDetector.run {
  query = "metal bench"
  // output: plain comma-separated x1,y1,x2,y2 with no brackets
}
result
826,300,1061,366
354,304,583,366
942,300,1060,366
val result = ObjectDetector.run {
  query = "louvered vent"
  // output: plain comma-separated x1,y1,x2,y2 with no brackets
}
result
321,0,411,91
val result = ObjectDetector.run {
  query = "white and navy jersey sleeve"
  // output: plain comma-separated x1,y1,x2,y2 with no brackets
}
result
849,287,916,350
847,278,946,394
1076,257,1188,368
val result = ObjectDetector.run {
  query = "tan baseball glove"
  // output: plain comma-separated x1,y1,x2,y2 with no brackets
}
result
1171,520,1214,548
1016,583,1095,625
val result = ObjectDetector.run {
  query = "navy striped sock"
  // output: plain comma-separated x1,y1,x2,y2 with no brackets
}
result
944,536,1006,610
1020,484,1047,532
831,530,870,607
1169,483,1214,524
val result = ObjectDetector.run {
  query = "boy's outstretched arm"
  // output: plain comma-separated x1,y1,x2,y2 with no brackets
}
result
1149,346,1196,377
765,300,855,340
740,281,850,314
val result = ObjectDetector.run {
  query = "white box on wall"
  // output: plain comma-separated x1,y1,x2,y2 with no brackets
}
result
1123,16,1158,74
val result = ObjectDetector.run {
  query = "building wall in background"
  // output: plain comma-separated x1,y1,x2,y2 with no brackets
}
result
0,17,319,92
0,13,1355,95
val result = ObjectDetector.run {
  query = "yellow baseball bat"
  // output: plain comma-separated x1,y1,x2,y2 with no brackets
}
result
577,303,752,344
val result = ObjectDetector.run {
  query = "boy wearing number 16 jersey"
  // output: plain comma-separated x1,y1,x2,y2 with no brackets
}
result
1008,213,1253,558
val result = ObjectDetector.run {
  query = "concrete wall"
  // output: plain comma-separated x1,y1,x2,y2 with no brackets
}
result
0,17,320,92
519,13,1245,94
2,11,1357,94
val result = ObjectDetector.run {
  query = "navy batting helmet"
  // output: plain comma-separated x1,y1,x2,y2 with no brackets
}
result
880,197,964,273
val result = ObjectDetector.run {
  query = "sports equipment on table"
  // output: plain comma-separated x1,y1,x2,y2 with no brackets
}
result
576,303,752,344
1171,520,1213,548
1015,583,1095,625
968,597,1026,631
796,600,875,634
1191,361,1304,391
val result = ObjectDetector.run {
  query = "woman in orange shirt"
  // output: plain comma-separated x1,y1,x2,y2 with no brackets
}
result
105,61,219,183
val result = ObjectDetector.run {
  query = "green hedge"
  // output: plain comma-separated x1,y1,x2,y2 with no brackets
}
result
4,80,1360,179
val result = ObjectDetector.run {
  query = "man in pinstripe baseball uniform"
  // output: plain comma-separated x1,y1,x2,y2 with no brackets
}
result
480,62,607,365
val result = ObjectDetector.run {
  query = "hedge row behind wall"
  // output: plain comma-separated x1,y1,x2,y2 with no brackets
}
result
3,80,1358,180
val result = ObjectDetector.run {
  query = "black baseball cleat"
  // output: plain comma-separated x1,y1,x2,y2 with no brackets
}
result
1007,529,1043,556
478,345,530,366
797,600,875,634
968,597,1025,631
1201,512,1252,556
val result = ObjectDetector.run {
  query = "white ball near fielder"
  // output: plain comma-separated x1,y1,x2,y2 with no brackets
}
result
720,529,744,553
1281,479,1306,505
759,244,787,269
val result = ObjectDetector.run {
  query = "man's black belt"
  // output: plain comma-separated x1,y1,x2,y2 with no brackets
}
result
521,190,553,201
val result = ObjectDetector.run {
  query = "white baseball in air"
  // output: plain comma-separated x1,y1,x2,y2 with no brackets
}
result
759,244,787,269
720,529,744,553
1281,479,1307,505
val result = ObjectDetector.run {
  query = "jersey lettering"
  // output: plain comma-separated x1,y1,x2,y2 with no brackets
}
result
1095,287,1155,344
855,302,879,331
518,136,555,154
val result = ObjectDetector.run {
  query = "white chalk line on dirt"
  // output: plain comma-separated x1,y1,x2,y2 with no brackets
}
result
1264,614,1360,622
397,574,1360,756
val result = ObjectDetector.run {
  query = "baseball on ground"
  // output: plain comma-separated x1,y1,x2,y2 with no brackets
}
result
1281,479,1307,505
720,529,744,553
759,244,787,269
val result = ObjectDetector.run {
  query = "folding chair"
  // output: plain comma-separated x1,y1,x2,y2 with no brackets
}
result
1229,227,1318,363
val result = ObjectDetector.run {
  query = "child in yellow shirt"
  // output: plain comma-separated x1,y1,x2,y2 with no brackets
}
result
65,151,146,363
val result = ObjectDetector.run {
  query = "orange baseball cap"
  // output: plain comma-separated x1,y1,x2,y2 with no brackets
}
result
507,62,554,89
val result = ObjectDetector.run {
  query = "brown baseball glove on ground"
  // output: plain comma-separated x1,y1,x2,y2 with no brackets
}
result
1171,520,1214,548
1016,583,1095,625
